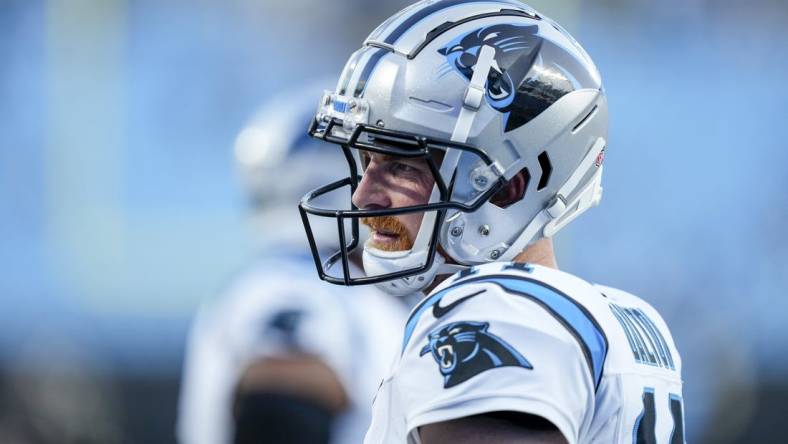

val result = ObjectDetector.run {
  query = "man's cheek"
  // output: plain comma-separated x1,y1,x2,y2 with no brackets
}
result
403,213,424,239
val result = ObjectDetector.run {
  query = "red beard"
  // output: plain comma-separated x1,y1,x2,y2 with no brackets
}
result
361,216,413,251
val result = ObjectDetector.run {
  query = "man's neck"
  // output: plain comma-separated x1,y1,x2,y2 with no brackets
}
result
513,238,558,269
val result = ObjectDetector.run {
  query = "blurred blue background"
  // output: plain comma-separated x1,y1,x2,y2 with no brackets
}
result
1,0,786,442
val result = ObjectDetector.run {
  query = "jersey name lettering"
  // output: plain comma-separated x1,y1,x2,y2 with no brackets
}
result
609,303,675,370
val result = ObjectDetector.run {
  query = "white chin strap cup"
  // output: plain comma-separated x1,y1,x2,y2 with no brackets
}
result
362,246,463,297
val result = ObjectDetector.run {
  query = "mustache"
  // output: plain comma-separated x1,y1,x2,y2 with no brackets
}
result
361,216,413,251
361,216,409,235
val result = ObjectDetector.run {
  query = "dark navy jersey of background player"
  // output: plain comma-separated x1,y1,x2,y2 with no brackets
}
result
364,262,684,444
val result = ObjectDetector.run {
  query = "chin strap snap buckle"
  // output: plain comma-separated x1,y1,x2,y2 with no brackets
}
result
461,45,494,111
546,196,567,219
463,83,485,110
451,45,495,143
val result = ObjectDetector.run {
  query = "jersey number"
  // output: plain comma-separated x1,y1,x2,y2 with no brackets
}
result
634,388,685,444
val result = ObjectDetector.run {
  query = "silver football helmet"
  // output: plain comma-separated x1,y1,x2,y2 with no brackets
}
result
300,1,608,295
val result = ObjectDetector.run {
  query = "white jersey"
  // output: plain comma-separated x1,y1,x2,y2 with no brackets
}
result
177,255,410,444
365,262,684,444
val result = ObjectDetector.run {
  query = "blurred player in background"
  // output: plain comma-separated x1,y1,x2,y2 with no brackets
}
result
176,82,410,444
299,1,685,443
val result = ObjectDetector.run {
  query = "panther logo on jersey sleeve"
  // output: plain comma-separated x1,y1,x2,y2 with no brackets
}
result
265,308,306,348
419,321,532,388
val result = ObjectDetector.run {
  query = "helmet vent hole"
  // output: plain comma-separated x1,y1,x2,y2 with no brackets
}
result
572,105,598,133
536,152,552,191
491,168,530,209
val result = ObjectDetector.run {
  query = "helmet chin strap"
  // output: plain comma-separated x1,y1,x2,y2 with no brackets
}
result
363,45,498,296
500,137,607,262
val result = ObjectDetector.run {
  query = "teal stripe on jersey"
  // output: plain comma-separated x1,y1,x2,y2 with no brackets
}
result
402,274,608,389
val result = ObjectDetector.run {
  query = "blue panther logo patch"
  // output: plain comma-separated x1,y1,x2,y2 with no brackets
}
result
265,308,305,347
436,23,572,132
420,321,532,388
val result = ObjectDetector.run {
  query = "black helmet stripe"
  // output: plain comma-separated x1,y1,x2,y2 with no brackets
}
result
352,47,389,98
381,0,525,45
337,49,364,96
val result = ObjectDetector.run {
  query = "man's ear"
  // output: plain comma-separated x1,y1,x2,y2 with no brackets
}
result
490,168,529,208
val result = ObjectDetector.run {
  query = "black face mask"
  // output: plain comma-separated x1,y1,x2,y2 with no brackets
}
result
233,391,334,444
300,119,505,287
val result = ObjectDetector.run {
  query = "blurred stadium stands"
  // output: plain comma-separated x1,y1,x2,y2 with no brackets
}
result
1,0,786,442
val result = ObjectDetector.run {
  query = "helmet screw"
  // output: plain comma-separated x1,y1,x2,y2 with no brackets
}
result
479,225,490,236
450,226,463,237
376,119,385,127
489,249,501,260
418,276,425,282
474,175,489,188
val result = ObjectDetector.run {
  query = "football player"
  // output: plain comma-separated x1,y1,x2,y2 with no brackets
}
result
298,1,685,443
176,82,410,444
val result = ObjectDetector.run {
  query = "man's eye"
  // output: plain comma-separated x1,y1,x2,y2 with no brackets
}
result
392,162,419,174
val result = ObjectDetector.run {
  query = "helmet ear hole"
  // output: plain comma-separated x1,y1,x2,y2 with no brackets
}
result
490,168,530,209
536,151,552,190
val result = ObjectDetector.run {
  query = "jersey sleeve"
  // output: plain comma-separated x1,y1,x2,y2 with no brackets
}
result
224,267,357,380
177,301,237,444
176,265,356,444
397,278,602,444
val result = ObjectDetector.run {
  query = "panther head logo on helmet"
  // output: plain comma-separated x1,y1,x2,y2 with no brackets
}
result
437,23,573,132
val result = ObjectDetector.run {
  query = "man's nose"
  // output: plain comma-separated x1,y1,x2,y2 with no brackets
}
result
351,161,391,210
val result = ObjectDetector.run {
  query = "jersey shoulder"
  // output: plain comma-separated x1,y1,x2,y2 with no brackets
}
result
594,283,682,375
209,254,368,324
404,261,610,382
426,261,613,315
405,262,612,346
594,283,664,320
395,262,608,442
193,255,371,376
